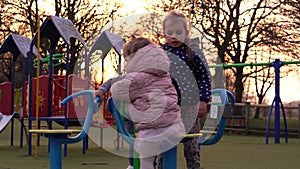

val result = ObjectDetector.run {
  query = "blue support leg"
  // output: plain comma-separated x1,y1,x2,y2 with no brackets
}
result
162,146,177,169
49,137,63,169
266,99,275,144
280,100,288,143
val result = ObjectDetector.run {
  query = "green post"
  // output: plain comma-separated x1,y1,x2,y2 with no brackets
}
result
120,103,140,169
208,60,300,69
133,151,140,169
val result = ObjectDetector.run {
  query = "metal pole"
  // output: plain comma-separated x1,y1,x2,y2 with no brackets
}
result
272,59,282,143
208,60,300,68
245,102,250,135
214,59,292,144
298,104,300,138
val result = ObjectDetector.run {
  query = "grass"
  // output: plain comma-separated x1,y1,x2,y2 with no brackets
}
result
249,117,299,130
201,135,300,169
1,120,300,169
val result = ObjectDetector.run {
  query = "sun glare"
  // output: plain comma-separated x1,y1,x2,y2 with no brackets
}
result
38,0,55,14
266,72,300,104
40,0,150,16
120,0,148,15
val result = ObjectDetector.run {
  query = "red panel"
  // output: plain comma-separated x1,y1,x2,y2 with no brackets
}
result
52,76,66,116
0,82,13,115
67,75,89,119
23,82,28,118
31,75,49,117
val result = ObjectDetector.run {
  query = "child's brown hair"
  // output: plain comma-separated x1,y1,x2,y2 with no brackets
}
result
122,37,153,58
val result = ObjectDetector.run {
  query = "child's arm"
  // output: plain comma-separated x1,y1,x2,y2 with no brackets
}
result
110,74,134,103
94,75,126,98
191,38,211,102
110,73,142,103
190,38,211,117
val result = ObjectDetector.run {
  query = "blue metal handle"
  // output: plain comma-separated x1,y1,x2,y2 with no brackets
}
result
60,90,93,106
94,96,103,105
58,90,97,144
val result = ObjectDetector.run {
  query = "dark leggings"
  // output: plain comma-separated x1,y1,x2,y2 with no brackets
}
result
125,119,134,166
156,118,202,169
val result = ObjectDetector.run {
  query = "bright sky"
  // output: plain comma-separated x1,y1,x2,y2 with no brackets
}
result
266,71,300,104
39,0,151,82
120,0,148,14
39,0,149,15
38,0,300,103
39,0,54,13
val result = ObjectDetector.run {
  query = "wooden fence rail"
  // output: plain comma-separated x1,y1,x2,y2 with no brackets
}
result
229,102,300,138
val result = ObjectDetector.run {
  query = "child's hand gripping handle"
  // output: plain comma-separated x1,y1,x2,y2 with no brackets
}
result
94,96,103,107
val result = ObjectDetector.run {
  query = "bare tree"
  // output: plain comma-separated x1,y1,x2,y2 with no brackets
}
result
151,0,284,105
0,53,11,82
0,0,41,39
0,0,123,79
252,49,274,119
0,0,38,82
263,0,300,59
47,0,123,75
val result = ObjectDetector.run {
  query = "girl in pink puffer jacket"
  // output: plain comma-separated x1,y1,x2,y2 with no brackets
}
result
110,37,185,169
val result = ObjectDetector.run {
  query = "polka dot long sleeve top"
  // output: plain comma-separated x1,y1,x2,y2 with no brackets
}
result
162,43,211,104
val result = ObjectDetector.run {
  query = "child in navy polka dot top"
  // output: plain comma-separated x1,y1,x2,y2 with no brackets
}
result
162,42,211,106
157,11,212,169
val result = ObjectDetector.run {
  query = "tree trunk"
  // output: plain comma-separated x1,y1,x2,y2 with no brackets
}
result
214,67,226,88
214,54,225,88
254,107,261,119
233,67,244,116
234,67,244,103
254,94,264,119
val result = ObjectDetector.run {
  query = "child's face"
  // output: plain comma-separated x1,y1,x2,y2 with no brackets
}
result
164,20,188,48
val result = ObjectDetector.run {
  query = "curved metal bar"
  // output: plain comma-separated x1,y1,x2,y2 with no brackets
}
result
200,89,235,146
107,88,235,147
106,97,135,146
59,90,98,144
107,88,235,169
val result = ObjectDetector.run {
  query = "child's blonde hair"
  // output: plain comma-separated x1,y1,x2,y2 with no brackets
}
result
163,11,195,64
163,11,190,40
122,37,153,58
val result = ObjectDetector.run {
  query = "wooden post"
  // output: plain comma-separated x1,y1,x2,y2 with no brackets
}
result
298,104,300,138
245,102,250,135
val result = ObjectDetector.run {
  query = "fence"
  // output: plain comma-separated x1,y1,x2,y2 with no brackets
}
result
227,102,300,138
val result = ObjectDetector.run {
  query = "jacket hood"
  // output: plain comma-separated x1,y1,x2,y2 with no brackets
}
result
125,44,170,76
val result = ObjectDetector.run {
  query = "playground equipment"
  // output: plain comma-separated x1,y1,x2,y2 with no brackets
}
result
0,33,38,146
26,15,89,157
0,26,124,158
29,90,100,169
86,30,124,128
0,18,124,165
0,112,17,133
0,82,18,133
210,59,300,144
88,31,124,83
86,30,125,147
33,53,65,68
266,59,289,144
107,88,235,169
0,82,13,117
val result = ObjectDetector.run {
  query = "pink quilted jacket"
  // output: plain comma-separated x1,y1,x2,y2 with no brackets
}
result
110,44,182,131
